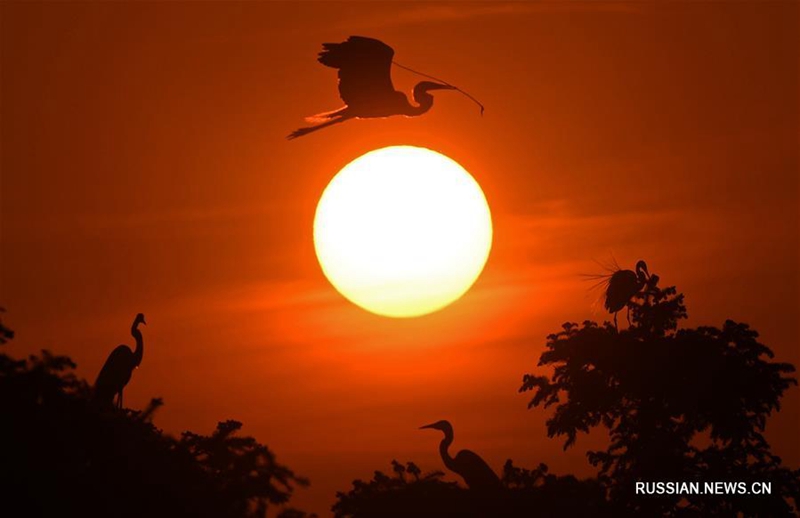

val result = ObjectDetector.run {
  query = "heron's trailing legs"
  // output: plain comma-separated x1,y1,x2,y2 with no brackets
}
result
287,116,349,140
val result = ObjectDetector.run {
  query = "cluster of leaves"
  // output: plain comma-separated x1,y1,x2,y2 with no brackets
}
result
332,459,616,518
520,278,800,517
0,309,13,345
332,460,457,517
181,420,310,517
0,321,313,518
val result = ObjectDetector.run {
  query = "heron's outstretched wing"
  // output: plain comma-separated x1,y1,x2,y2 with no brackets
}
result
317,36,396,107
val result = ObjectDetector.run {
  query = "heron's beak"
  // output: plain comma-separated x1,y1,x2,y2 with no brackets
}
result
419,423,437,430
142,318,147,326
426,83,456,91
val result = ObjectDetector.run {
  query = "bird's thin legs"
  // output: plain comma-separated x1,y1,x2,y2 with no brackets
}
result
613,312,619,331
287,116,349,140
118,390,123,409
626,306,632,326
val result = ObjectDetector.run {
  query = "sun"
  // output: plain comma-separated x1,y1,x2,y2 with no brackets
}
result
314,146,493,318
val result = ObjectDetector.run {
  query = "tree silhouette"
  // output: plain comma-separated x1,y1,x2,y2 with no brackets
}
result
181,419,310,517
0,319,313,518
521,275,800,517
332,459,614,517
332,460,458,518
0,309,13,345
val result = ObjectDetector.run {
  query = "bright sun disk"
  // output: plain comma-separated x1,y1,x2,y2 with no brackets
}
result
313,145,493,318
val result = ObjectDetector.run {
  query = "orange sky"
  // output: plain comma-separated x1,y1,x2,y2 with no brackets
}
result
2,2,798,515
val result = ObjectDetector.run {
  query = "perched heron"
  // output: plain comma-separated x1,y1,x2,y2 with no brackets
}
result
603,260,651,329
420,420,502,491
94,313,146,409
288,36,481,139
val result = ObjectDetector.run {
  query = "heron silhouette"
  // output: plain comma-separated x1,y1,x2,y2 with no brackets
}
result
288,36,482,139
604,260,651,329
420,420,502,491
94,313,146,409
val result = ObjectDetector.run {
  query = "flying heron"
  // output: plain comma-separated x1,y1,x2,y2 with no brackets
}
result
288,36,482,139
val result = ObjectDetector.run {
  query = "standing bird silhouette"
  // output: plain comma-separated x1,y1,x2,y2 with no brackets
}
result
604,260,650,329
288,36,482,139
94,313,146,409
420,420,502,491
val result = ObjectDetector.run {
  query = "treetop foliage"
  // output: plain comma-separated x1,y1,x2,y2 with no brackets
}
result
0,317,314,518
520,276,799,516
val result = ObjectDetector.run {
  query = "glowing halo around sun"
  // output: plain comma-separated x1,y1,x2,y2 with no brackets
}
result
313,146,493,318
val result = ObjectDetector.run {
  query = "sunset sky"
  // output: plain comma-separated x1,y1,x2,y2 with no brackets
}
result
2,2,798,515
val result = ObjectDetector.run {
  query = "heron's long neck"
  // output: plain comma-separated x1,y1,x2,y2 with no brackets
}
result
636,268,648,288
406,92,434,116
131,322,144,367
439,431,457,471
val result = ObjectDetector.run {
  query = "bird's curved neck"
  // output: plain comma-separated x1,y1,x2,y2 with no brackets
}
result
636,265,649,285
439,430,456,471
406,89,434,116
406,101,432,116
131,321,144,366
